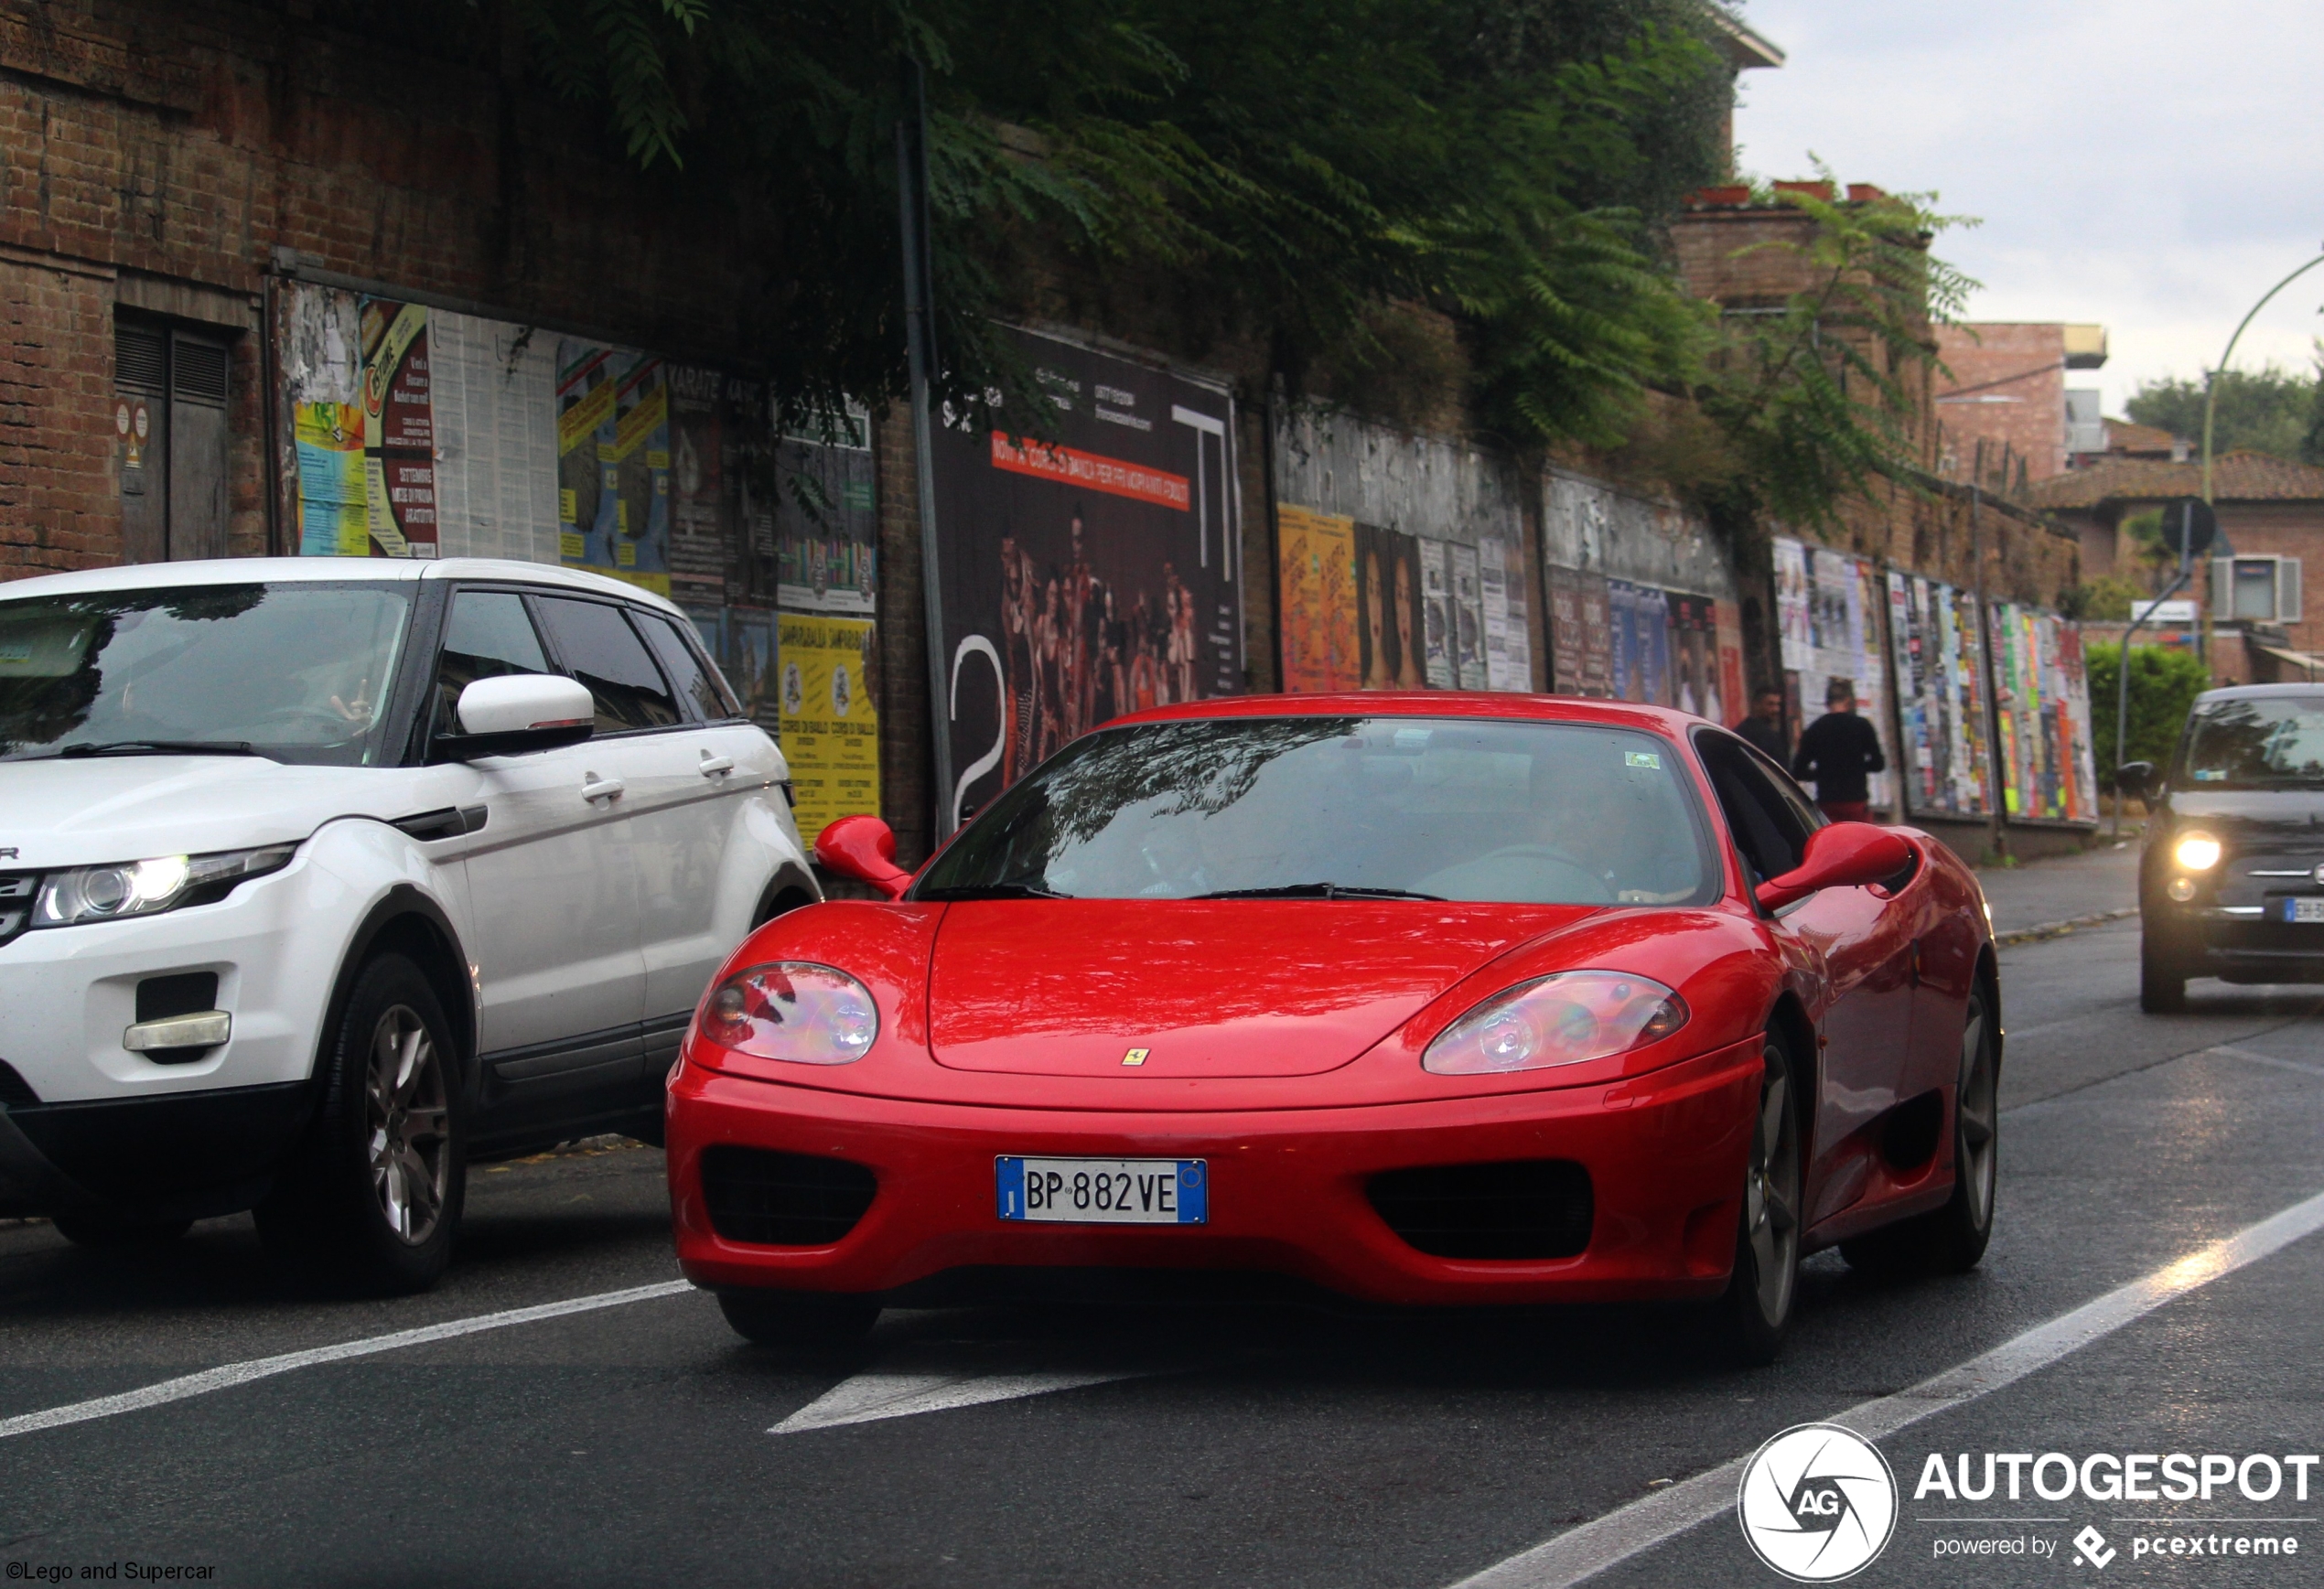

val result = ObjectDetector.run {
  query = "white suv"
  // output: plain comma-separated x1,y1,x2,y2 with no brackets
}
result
0,558,817,1291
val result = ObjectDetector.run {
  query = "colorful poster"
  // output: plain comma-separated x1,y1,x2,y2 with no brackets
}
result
1775,538,1897,809
776,407,877,615
1275,504,1360,693
358,298,437,557
1888,570,1994,818
556,340,672,596
931,327,1243,825
1670,596,1720,721
1988,602,2100,825
1353,523,1428,689
778,613,880,847
1715,600,1748,731
293,401,369,556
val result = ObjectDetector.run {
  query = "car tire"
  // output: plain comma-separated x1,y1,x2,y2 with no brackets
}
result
1710,1027,1802,1367
1842,983,1998,1277
51,1214,194,1249
254,953,465,1295
717,1288,880,1350
2139,929,2189,1014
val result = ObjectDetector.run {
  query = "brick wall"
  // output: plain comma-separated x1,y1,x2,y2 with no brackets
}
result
1934,324,2070,482
0,0,778,579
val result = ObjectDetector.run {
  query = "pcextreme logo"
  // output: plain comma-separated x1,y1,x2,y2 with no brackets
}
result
1738,1423,1899,1582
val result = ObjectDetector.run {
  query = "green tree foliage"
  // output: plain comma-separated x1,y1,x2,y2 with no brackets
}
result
2125,362,2323,464
2084,642,2211,775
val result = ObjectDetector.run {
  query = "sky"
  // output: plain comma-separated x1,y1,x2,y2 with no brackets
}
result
1733,1,2324,416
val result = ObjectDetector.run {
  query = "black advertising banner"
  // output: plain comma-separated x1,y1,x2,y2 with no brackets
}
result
933,327,1243,824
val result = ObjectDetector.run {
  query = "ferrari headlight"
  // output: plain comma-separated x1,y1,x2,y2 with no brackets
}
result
2171,831,2222,872
33,844,295,928
1423,971,1689,1076
698,962,878,1065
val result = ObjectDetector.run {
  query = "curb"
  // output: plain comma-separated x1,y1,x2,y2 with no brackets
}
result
1996,906,2138,948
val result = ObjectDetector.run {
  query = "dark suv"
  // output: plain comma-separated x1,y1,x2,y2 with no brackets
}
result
2125,684,2324,1012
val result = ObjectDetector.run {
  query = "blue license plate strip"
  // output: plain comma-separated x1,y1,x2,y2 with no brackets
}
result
996,1157,1208,1224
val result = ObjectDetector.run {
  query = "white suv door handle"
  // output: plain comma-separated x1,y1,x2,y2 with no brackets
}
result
698,754,735,778
581,774,625,802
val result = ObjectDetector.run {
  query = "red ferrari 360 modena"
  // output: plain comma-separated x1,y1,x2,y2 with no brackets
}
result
665,694,1999,1362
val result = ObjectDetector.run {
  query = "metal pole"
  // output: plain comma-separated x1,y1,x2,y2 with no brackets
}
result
2202,245,2324,505
897,61,958,843
2111,555,2192,840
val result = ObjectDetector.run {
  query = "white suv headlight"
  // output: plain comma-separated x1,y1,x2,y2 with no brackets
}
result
33,844,296,928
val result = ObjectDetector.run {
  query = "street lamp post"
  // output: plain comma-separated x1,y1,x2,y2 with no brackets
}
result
2200,243,2324,506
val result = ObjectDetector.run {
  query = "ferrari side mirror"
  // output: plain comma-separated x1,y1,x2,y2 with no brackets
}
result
1756,822,1917,912
815,814,913,901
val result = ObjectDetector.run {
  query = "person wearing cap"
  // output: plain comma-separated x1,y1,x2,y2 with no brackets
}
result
1735,686,1789,764
1792,678,1886,822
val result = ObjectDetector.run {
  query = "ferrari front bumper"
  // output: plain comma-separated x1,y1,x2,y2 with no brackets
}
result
667,1036,1765,1308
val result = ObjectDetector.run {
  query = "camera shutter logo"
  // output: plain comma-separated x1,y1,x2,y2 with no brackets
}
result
1736,1423,1898,1581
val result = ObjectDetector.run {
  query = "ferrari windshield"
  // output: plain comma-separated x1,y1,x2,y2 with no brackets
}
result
0,583,414,766
918,715,1717,906
2179,695,2324,789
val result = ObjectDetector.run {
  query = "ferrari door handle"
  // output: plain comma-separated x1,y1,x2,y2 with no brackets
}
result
698,754,736,778
581,774,625,802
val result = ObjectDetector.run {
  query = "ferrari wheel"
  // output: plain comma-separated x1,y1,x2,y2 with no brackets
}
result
2139,929,2189,1014
1712,1028,1802,1366
717,1288,880,1350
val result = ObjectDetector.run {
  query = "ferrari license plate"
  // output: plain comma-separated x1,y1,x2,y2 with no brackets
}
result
2284,897,2324,924
996,1157,1208,1224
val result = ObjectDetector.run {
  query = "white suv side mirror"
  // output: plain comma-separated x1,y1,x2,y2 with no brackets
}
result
437,674,597,759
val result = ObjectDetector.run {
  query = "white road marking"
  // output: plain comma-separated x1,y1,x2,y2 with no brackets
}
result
2209,1043,2324,1079
1448,1183,2324,1589
772,1368,1149,1433
0,1279,694,1443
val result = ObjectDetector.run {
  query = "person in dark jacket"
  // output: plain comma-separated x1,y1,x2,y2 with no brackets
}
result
1735,687,1789,764
1792,678,1886,822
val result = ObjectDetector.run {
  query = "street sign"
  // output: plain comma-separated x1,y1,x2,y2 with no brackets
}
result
2157,497,2218,560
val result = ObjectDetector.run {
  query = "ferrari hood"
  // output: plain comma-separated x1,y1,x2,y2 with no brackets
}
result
926,898,1597,1078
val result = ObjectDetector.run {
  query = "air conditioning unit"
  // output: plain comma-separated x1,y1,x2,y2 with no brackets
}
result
2065,389,2105,456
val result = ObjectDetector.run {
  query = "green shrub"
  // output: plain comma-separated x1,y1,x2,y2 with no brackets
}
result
2084,642,2211,776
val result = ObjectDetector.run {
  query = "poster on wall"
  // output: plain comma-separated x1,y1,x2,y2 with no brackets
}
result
1775,537,1897,809
1888,571,1994,818
1714,601,1748,730
556,340,672,596
776,408,877,615
1418,540,1458,688
1275,505,1360,693
932,327,1243,825
1449,544,1486,687
777,613,881,846
1353,523,1427,689
1669,596,1723,722
1988,602,2100,825
294,402,369,556
1479,541,1533,691
356,298,437,557
667,366,728,606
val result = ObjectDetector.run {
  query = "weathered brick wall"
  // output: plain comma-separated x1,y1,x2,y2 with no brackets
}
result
1934,323,2071,481
0,0,778,578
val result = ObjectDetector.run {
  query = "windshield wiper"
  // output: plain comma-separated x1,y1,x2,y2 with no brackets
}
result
1195,882,1445,902
53,739,264,759
918,882,1072,900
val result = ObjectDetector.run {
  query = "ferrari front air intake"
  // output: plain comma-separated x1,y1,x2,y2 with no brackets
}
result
1367,1159,1595,1260
699,1147,877,1247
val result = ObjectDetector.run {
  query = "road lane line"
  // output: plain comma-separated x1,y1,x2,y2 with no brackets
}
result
1448,1184,2324,1589
0,1279,694,1443
772,1368,1150,1433
2209,1043,2324,1079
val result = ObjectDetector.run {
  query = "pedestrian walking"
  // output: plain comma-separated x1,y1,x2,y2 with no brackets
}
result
1792,678,1886,822
1735,686,1789,764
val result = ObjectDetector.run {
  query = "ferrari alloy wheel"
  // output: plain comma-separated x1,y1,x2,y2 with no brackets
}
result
717,1288,881,1351
2139,928,2190,1014
1715,1028,1802,1365
256,954,465,1295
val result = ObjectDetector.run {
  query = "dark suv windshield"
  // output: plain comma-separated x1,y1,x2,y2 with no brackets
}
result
916,715,1716,906
0,583,414,766
2179,696,2324,790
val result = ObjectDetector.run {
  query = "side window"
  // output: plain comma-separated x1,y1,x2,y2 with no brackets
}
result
530,595,683,733
1696,733,1814,886
435,590,552,735
636,609,739,721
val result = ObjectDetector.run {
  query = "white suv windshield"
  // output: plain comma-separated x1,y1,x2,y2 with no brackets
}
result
0,583,413,766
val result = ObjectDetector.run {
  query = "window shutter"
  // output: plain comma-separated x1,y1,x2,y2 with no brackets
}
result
2211,558,2233,616
2280,558,2303,624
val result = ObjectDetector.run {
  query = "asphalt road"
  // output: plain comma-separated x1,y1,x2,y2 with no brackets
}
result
5,855,2321,1588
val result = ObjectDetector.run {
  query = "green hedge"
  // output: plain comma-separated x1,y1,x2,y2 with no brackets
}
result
2083,642,2211,777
